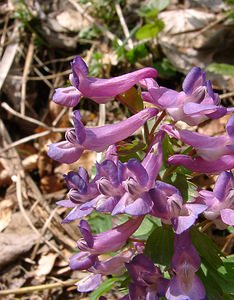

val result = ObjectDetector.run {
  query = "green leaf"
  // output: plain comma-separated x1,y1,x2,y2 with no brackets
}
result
88,211,113,234
153,58,177,78
133,216,161,240
191,227,224,270
164,172,198,201
218,255,234,295
206,63,234,77
145,225,174,266
126,44,148,64
138,7,159,18
135,20,164,40
89,277,117,300
228,226,234,233
117,142,145,162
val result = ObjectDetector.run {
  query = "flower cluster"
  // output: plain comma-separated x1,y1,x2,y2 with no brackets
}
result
48,56,234,300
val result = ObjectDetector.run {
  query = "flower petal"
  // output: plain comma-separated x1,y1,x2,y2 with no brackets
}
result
47,141,84,163
76,273,102,292
221,208,234,226
52,86,82,107
168,154,234,173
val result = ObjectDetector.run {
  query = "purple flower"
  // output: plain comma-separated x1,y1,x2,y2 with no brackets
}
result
112,132,164,216
69,217,143,292
53,56,157,106
56,167,98,222
57,132,164,220
144,67,227,125
166,231,206,300
48,107,157,164
126,254,169,299
149,181,206,234
198,171,234,227
88,159,126,213
162,115,234,173
77,217,144,255
73,249,134,292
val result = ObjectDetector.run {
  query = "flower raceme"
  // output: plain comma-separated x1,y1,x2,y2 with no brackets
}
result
48,107,157,164
53,56,158,106
48,56,234,300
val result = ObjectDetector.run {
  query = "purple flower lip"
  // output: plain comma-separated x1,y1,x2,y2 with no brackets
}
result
52,56,157,106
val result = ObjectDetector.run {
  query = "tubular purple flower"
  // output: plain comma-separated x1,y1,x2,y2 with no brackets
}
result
126,254,169,299
72,249,134,292
48,107,157,163
77,217,144,254
112,132,164,216
52,56,158,106
56,167,99,222
145,67,227,125
162,115,234,173
198,171,234,227
149,181,206,234
166,231,206,300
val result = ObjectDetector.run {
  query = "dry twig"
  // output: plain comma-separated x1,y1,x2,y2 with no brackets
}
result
115,3,133,49
21,35,35,115
0,279,78,296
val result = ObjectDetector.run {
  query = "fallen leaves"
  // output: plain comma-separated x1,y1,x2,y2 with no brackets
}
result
0,212,38,268
0,199,14,232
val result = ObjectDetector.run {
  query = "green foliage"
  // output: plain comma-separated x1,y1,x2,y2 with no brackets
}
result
145,225,174,266
89,273,129,300
15,0,45,46
133,216,161,240
126,44,149,64
135,20,164,40
78,26,101,40
89,277,117,300
164,172,198,202
135,0,167,40
191,227,234,299
88,211,113,234
206,63,234,77
117,139,145,162
153,58,177,78
88,52,104,77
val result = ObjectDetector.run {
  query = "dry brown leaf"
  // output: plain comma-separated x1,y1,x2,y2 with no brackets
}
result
40,175,65,193
198,114,230,136
38,151,53,177
56,9,90,32
0,199,14,232
0,160,12,187
0,212,37,268
159,9,215,48
35,253,58,277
